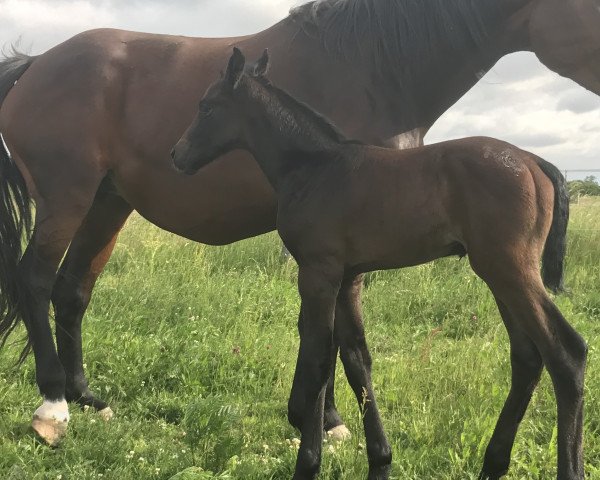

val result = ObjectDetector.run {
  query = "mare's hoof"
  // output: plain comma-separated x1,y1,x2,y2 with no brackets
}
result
98,407,114,421
32,415,68,447
327,424,351,441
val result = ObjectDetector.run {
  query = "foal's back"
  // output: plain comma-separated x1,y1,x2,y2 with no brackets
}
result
279,136,553,275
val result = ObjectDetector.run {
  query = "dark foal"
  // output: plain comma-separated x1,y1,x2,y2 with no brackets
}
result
172,49,587,480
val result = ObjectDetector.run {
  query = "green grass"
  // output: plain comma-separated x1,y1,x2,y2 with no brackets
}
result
1,198,599,480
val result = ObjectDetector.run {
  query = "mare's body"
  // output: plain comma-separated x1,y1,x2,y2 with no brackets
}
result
0,0,597,444
172,49,586,480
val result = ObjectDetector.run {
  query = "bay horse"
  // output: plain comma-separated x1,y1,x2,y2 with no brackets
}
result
172,48,586,480
0,0,598,445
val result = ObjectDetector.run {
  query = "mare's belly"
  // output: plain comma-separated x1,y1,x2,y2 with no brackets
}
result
112,151,278,246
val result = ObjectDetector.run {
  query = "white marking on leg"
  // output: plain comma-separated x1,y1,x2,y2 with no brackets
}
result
32,398,70,446
98,407,114,421
327,424,351,441
34,398,70,422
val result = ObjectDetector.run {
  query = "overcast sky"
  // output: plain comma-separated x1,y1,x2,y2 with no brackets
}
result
1,0,598,178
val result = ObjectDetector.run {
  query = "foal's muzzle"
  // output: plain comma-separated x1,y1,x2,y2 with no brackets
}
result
171,141,197,175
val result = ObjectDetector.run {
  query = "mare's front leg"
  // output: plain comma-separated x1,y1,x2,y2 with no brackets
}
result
336,274,391,480
288,303,349,438
293,264,342,480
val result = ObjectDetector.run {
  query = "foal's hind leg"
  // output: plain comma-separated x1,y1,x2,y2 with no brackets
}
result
479,270,586,479
51,181,132,416
335,274,391,480
479,299,543,479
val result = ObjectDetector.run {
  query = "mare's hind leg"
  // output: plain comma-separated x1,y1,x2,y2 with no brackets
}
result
51,179,132,416
336,274,391,480
21,188,102,445
288,304,349,439
479,299,543,479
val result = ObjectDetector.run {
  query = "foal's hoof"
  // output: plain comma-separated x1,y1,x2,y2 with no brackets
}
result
327,424,351,441
32,416,68,447
478,470,507,480
98,407,114,421
368,464,391,480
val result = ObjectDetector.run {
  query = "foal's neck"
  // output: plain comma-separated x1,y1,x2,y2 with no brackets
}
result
240,81,346,190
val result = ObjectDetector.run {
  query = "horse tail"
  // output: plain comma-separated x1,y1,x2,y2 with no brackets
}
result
0,49,36,360
0,48,36,105
536,157,569,294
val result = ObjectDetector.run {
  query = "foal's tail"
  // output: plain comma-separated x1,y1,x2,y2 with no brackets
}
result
536,158,569,293
0,49,36,360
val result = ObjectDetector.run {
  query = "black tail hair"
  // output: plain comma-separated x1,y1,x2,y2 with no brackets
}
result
536,158,569,293
0,47,35,105
0,136,33,361
0,48,36,361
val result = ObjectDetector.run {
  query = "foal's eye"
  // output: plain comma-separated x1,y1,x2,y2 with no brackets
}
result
199,104,213,116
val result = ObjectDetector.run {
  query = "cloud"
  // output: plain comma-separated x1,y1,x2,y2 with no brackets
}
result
557,89,600,114
485,51,547,84
428,51,600,173
0,0,300,54
582,123,600,133
503,132,565,149
0,0,113,52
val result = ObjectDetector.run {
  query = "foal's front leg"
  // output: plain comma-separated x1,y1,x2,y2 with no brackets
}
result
293,265,341,480
288,303,348,437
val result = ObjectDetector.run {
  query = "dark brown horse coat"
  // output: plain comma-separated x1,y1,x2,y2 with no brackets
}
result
0,0,597,446
2,0,599,244
171,48,584,480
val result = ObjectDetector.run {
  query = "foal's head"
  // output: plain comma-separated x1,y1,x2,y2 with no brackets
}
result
171,48,270,175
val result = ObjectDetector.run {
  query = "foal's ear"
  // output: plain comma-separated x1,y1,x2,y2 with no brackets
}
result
225,47,245,90
252,49,270,77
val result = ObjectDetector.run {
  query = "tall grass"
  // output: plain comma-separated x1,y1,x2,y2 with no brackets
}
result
0,198,598,480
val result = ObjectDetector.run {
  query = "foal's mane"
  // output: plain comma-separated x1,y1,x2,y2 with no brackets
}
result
289,0,506,87
250,76,362,148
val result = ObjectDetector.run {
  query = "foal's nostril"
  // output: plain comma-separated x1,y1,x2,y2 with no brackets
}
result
170,147,176,160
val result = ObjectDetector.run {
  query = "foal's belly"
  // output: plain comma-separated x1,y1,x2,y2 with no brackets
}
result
348,241,466,274
342,193,464,274
347,234,465,274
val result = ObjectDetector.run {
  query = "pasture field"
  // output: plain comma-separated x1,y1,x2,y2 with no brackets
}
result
0,197,599,480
